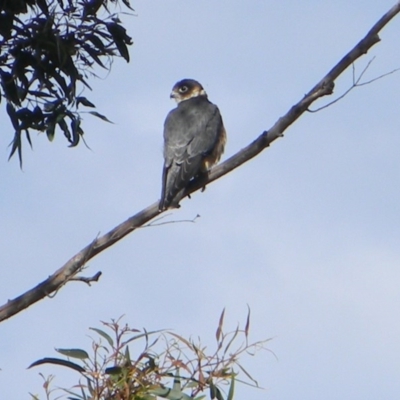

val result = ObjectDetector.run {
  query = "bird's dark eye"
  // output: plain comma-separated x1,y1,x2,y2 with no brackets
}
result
179,85,188,93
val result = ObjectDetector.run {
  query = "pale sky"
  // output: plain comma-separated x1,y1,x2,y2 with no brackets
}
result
1,1,400,399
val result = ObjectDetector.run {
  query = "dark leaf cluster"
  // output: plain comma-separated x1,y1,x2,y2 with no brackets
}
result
0,0,134,166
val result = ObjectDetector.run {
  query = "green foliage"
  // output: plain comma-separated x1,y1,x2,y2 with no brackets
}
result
0,0,134,166
29,312,270,400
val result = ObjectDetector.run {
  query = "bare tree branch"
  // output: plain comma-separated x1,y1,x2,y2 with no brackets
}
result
1,2,400,323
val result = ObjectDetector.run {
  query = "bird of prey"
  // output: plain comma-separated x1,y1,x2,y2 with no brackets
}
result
159,79,226,211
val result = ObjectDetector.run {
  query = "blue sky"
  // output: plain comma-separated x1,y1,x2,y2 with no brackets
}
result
1,1,400,399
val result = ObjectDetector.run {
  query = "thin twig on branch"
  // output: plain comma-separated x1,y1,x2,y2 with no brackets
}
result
70,272,102,285
1,2,400,323
309,57,400,112
144,214,200,227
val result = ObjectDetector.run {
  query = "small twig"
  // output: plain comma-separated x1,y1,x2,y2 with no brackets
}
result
48,265,100,297
309,57,400,112
357,66,400,86
70,271,102,286
143,214,201,228
356,57,376,83
308,83,354,112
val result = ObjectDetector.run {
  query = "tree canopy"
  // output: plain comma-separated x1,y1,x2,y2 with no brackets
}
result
0,0,133,165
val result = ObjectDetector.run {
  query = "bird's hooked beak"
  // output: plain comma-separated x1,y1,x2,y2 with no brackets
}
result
169,90,185,104
170,90,183,104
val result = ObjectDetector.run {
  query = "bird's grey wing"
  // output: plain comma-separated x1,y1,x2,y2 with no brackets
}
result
160,100,220,209
186,102,223,161
160,106,201,209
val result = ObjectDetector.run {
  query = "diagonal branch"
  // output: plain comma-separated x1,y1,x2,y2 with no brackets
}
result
1,2,400,323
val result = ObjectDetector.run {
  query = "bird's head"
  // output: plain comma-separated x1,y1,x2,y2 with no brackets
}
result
170,79,207,103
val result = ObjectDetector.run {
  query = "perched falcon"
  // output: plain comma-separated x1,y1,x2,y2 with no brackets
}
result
159,79,226,211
